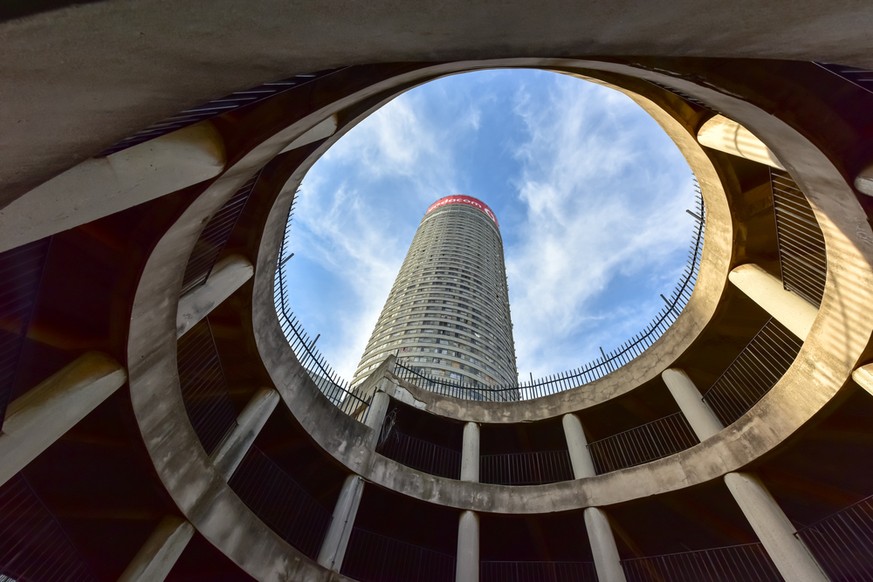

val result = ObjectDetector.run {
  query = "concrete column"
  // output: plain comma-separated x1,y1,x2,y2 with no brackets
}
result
0,122,225,253
584,508,627,582
697,115,785,170
456,510,479,582
176,254,254,338
365,389,391,433
562,413,596,479
0,352,126,487
851,364,873,397
854,162,873,197
724,472,827,581
318,475,365,572
661,368,724,441
118,516,194,582
461,421,480,482
729,263,818,340
211,388,280,479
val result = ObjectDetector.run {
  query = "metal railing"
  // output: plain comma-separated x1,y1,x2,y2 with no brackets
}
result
481,560,597,582
377,425,461,480
702,317,802,426
770,169,827,307
0,475,96,582
621,542,781,581
227,445,332,559
480,450,574,486
180,172,258,295
176,318,238,454
0,238,51,431
99,68,345,156
392,187,706,402
341,528,456,582
795,493,873,580
587,412,698,474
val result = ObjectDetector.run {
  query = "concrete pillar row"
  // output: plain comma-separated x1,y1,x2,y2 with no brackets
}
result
584,508,628,582
0,352,127,488
724,472,827,582
176,254,254,338
118,516,194,582
318,474,365,572
661,368,724,441
456,510,480,582
461,421,480,482
728,263,818,340
211,387,280,478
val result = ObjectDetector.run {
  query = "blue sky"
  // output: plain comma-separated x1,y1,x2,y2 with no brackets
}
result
282,69,696,382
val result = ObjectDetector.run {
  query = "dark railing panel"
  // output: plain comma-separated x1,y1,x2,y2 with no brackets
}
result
621,543,781,582
0,475,96,582
480,450,573,485
99,68,345,156
227,446,332,559
770,169,827,307
180,172,258,295
587,412,698,474
341,528,456,582
814,62,873,96
796,493,873,580
0,238,51,430
703,317,802,426
481,560,598,582
377,427,461,480
176,319,238,454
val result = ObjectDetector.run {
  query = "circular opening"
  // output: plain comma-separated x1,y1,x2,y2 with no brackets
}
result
276,69,701,396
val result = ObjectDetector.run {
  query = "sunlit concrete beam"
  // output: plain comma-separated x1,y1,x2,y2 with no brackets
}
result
118,516,194,582
697,115,785,170
728,263,817,340
0,122,225,253
851,364,873,397
176,254,254,338
662,368,724,441
0,352,126,487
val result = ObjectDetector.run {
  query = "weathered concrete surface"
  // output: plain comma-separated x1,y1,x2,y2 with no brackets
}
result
318,475,365,572
456,511,479,582
118,516,194,582
697,114,785,170
662,368,723,441
729,263,818,340
584,508,627,582
211,388,279,479
176,254,254,338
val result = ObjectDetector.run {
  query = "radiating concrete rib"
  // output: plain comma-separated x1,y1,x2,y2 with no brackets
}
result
728,263,818,340
662,369,723,441
176,254,254,338
0,352,126,487
0,122,225,253
118,516,194,582
724,472,827,581
697,115,785,170
211,388,280,479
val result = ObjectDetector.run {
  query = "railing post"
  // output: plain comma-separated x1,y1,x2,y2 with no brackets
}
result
118,516,194,582
461,421,480,482
211,388,280,478
0,352,127,488
661,369,723,441
724,472,827,581
728,263,818,340
562,413,596,479
456,510,480,582
318,474,365,572
584,508,628,582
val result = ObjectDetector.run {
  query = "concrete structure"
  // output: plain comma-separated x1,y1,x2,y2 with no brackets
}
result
351,195,518,397
2,3,873,582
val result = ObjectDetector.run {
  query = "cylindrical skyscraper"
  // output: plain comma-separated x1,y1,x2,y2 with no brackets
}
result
351,195,518,399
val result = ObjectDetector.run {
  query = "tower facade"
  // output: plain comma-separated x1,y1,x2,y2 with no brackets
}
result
351,195,518,397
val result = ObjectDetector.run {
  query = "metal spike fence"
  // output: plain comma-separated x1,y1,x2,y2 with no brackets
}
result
394,187,705,402
227,445,332,559
795,493,873,580
770,169,827,307
587,412,698,474
621,542,781,582
99,68,346,156
0,474,96,582
480,560,598,582
341,528,456,582
702,318,802,426
480,450,574,485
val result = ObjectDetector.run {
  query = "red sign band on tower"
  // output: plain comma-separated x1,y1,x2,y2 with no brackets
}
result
426,194,499,228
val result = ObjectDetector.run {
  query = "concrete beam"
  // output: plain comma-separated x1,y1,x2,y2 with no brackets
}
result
278,115,338,153
852,364,873,396
211,388,280,479
0,352,126,487
318,475,365,572
724,472,827,582
118,516,194,582
728,263,818,340
661,368,723,441
855,163,873,197
562,413,596,479
697,115,785,170
584,508,627,582
176,254,254,338
0,122,225,253
456,510,479,582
